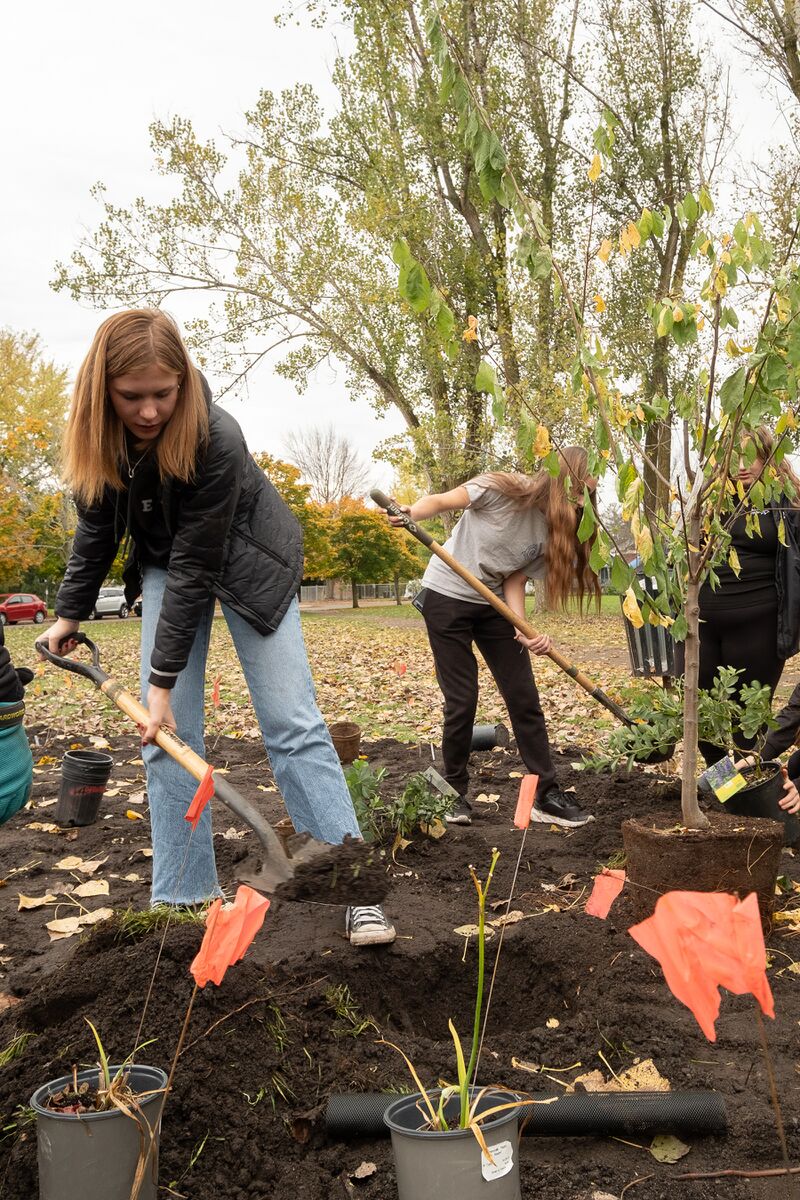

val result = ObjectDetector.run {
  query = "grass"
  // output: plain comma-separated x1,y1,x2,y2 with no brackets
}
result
325,983,380,1039
115,905,207,941
0,1032,36,1068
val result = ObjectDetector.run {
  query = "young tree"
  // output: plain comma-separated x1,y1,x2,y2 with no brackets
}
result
284,425,370,503
326,500,424,607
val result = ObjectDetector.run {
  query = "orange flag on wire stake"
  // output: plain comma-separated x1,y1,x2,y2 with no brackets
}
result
185,767,215,830
585,869,626,919
628,891,774,1041
190,886,270,988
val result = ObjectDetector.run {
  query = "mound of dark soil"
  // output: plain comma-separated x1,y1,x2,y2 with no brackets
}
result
2,736,800,1199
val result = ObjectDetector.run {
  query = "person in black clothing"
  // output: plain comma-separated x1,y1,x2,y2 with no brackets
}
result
389,448,600,827
0,624,34,825
42,309,394,946
685,425,800,766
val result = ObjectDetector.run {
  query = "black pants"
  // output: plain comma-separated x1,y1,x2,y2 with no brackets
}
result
676,599,784,766
419,588,557,796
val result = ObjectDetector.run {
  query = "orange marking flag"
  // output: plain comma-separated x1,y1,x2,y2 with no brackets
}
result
184,766,214,830
628,891,774,1041
190,886,270,988
514,774,539,830
585,869,626,919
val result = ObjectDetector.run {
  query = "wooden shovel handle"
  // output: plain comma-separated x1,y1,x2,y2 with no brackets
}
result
101,679,209,781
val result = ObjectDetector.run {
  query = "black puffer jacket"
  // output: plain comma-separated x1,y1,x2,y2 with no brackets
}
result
775,505,800,660
55,404,303,688
0,624,34,705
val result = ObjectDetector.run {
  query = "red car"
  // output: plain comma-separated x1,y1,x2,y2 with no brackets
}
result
0,593,48,625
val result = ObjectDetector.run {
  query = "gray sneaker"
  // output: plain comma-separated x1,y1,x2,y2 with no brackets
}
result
445,797,473,825
346,904,396,946
530,786,594,828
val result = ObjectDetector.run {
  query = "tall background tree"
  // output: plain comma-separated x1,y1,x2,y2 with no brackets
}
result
284,425,370,503
0,331,71,594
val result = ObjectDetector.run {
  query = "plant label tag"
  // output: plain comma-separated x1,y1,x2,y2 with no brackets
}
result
423,766,459,800
481,1139,514,1181
699,756,747,802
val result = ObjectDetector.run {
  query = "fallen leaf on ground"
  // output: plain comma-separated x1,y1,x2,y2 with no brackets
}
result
488,910,526,928
546,1018,560,1029
454,923,496,940
649,1134,690,1163
127,792,146,805
123,873,142,882
46,907,114,940
25,822,61,834
126,810,144,821
350,1161,377,1181
55,856,108,874
220,828,247,840
71,880,110,899
89,736,111,749
420,819,447,839
18,893,58,911
0,993,21,1011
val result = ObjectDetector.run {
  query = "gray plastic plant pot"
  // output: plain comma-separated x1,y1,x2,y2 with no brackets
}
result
471,724,510,752
384,1088,521,1200
30,1064,167,1200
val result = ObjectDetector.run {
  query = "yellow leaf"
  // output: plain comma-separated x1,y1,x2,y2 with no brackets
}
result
533,425,551,458
728,547,741,577
672,306,684,322
635,525,654,563
71,880,110,899
622,587,644,629
778,517,787,548
126,809,144,821
546,1017,560,1029
593,294,606,313
587,154,602,183
627,222,641,249
18,893,58,911
598,238,613,263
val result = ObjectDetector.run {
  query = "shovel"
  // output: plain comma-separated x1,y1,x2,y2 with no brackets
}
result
371,489,675,765
35,634,387,902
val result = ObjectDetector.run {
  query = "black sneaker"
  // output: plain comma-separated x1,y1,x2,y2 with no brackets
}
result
531,786,594,828
346,905,396,947
445,797,473,825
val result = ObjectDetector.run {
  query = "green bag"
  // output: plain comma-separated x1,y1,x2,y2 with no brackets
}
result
0,701,33,825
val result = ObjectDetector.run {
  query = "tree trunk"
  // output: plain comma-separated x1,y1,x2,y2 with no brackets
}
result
393,571,401,605
351,577,359,609
681,514,710,829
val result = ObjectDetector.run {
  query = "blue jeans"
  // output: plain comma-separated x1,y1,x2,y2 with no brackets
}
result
140,569,361,905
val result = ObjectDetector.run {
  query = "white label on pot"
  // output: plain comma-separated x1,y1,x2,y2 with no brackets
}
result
481,1139,514,1181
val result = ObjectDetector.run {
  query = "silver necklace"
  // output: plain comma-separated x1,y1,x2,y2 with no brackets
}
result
124,444,149,478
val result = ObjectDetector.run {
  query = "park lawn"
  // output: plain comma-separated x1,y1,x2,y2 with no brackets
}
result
9,603,797,754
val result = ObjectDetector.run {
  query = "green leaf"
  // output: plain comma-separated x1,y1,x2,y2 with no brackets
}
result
683,193,699,223
392,238,412,269
699,185,714,214
611,554,632,593
576,489,596,543
719,365,746,414
475,360,499,395
403,263,432,313
649,1134,690,1164
589,529,610,572
671,612,688,642
543,449,561,477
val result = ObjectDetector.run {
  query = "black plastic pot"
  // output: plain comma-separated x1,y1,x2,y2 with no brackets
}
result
724,760,800,845
31,1064,166,1200
54,750,113,827
326,1089,727,1140
470,723,510,752
384,1088,521,1200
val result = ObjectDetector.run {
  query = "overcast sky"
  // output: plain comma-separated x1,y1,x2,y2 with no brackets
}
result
0,2,794,493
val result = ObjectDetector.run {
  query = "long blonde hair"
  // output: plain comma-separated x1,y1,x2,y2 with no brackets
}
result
748,424,800,506
63,309,209,505
478,446,601,609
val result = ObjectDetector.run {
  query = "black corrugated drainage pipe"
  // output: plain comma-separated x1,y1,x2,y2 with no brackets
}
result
325,1091,727,1140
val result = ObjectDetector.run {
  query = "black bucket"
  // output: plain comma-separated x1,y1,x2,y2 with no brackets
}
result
471,724,510,752
724,761,800,845
55,750,113,828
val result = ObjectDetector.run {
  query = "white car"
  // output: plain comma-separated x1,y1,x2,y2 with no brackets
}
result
91,587,129,620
